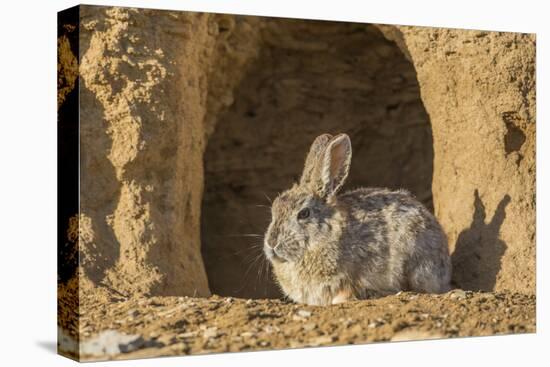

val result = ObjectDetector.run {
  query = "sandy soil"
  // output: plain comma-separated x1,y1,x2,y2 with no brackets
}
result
59,289,535,361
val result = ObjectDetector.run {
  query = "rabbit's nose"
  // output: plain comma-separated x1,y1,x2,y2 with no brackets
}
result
264,241,285,262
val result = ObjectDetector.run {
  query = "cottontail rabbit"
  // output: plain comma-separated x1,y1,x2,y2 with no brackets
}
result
263,133,451,305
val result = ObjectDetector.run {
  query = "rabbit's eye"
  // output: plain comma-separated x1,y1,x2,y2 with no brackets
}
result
297,208,310,220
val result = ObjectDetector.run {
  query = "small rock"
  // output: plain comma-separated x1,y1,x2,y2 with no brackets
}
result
170,342,188,353
263,325,276,333
349,324,363,335
391,330,445,342
127,309,139,317
202,338,217,350
449,289,467,300
297,309,312,318
202,327,218,339
392,321,409,332
79,330,150,357
479,293,495,302
138,299,148,307
447,325,459,333
309,335,335,346
341,318,354,327
177,331,198,339
289,340,304,348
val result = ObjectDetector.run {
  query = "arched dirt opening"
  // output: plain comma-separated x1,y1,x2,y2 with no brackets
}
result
201,19,434,299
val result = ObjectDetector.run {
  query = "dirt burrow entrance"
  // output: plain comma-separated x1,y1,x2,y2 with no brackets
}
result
201,20,433,299
60,289,535,361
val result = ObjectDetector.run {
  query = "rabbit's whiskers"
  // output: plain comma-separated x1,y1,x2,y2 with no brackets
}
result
235,250,265,294
261,192,273,204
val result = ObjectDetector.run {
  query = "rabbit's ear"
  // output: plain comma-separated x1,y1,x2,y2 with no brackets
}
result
318,133,352,197
300,133,333,187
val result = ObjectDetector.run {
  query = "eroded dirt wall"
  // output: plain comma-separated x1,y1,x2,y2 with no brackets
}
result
201,20,434,298
76,6,262,297
380,26,536,293
78,6,210,296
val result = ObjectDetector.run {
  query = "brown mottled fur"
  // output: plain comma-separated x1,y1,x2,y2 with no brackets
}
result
264,133,451,306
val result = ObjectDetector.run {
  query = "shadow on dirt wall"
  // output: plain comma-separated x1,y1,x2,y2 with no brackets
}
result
451,189,511,291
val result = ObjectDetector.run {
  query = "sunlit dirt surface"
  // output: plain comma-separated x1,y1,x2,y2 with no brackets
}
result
59,289,535,361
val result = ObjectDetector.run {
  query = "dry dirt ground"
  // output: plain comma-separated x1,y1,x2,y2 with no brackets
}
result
59,289,535,361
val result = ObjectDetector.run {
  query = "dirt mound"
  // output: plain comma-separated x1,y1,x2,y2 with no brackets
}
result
59,290,535,361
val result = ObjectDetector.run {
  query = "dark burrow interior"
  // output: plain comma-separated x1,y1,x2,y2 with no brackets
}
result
201,20,433,299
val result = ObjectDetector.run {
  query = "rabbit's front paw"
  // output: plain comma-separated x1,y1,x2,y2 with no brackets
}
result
331,289,354,304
